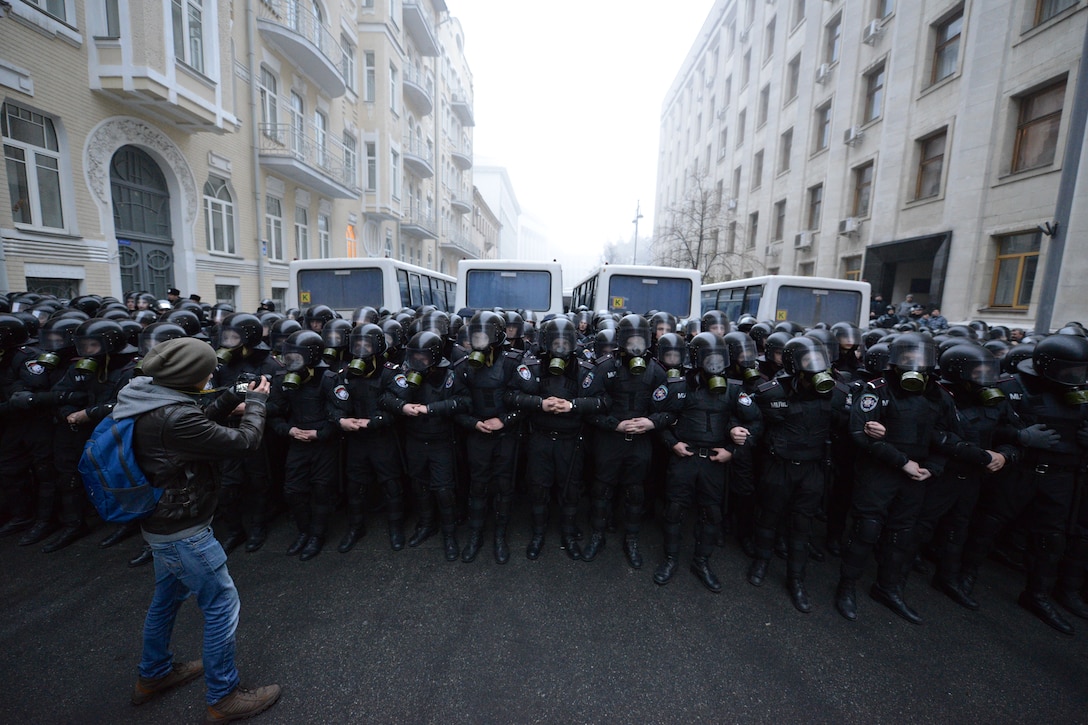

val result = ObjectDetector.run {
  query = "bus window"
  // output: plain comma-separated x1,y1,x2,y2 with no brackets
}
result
409,273,423,307
608,275,694,317
466,269,553,312
296,268,383,310
701,289,718,314
776,286,862,327
397,270,410,310
744,285,763,317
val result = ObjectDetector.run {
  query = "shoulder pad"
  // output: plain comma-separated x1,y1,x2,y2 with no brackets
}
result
451,356,469,369
503,349,524,360
756,379,780,394
520,354,541,366
577,358,596,372
834,380,851,394
384,361,399,370
866,378,888,391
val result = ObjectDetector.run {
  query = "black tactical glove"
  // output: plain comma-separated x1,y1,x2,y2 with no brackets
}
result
1018,423,1061,449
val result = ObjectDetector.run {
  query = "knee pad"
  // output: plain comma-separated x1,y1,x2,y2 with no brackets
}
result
626,485,645,508
884,527,915,550
853,517,883,546
663,502,685,525
700,505,723,526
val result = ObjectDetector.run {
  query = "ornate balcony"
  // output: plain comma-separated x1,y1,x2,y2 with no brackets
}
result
257,1,346,98
402,1,440,57
449,190,472,214
402,135,434,179
440,231,480,258
258,123,360,199
403,65,434,116
450,91,475,127
401,207,437,239
450,138,472,170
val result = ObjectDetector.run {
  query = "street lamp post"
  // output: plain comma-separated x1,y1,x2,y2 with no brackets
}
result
632,201,643,265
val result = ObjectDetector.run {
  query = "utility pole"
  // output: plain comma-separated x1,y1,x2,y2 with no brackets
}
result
632,201,643,265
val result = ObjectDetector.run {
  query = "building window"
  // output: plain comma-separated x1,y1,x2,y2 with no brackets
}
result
752,150,764,190
742,51,752,88
876,0,895,19
863,62,886,123
295,206,310,260
26,0,68,21
807,183,823,230
737,110,747,146
341,36,356,93
2,103,65,230
718,126,729,156
265,196,284,261
758,85,770,127
318,213,331,258
171,0,204,73
389,63,398,113
366,141,378,190
343,133,357,188
733,166,742,197
724,75,732,106
728,221,738,253
1013,79,1066,173
814,102,832,152
364,51,376,102
258,67,279,138
915,129,946,200
748,211,759,249
991,232,1041,308
1035,0,1078,25
764,17,776,62
778,128,793,173
931,8,963,85
773,199,787,242
785,55,801,103
842,255,862,281
27,276,80,298
203,176,235,254
104,0,121,37
825,14,842,64
391,149,400,199
290,92,305,155
791,0,805,29
853,162,875,217
798,262,815,276
314,110,329,168
215,285,237,307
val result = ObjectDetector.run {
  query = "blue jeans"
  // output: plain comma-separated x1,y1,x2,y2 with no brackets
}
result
139,526,240,704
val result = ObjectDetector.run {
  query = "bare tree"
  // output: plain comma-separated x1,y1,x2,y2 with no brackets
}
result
652,169,767,282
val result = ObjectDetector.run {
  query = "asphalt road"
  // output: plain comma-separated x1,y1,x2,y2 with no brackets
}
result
2,509,1087,724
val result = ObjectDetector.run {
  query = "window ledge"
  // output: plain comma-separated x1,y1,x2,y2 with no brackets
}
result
904,193,945,209
919,71,960,99
206,250,243,259
1018,5,1083,43
177,61,217,89
9,3,83,47
976,307,1031,316
994,163,1062,187
5,225,79,241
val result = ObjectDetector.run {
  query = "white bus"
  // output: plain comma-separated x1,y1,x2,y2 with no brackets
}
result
701,275,871,327
287,258,457,317
569,265,702,319
454,259,564,317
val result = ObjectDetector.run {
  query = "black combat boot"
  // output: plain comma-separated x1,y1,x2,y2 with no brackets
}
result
932,573,979,611
388,519,406,551
654,556,679,585
286,532,309,556
623,535,643,569
526,504,547,560
41,522,89,553
835,578,858,621
788,576,812,613
299,536,324,561
337,526,366,554
747,557,769,587
494,525,510,565
244,526,268,553
560,506,582,561
98,521,138,549
18,521,57,547
1019,590,1075,635
869,583,923,625
443,531,459,562
461,527,484,563
690,556,722,593
581,531,605,562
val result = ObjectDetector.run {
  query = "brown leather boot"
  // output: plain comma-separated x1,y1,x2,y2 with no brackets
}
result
131,660,203,705
204,684,282,723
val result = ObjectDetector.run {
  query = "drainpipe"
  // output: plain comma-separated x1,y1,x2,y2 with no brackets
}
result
1034,18,1088,333
246,0,266,301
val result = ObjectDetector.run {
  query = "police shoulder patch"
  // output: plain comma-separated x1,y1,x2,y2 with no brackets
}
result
395,374,408,388
444,371,455,388
652,384,668,401
859,392,879,412
517,364,532,381
24,361,46,376
738,392,753,406
582,371,595,389
334,384,349,401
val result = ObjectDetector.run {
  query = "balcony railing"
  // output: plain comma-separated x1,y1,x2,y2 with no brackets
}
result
441,230,481,258
449,190,472,214
258,122,359,198
402,134,435,178
401,206,437,238
257,1,346,97
402,1,440,56
450,136,472,169
450,91,475,127
402,65,434,116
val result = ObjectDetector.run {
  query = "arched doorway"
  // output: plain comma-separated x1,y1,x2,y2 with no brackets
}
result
111,145,175,297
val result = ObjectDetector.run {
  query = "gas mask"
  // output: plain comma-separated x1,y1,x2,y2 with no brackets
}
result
1065,388,1088,405
467,348,491,368
468,331,493,368
899,370,928,393
36,351,62,370
738,365,762,382
404,370,425,387
321,347,341,365
347,357,372,377
701,353,728,392
549,357,567,375
810,371,836,394
978,386,1007,405
623,336,648,376
75,357,100,375
216,329,247,365
282,369,311,390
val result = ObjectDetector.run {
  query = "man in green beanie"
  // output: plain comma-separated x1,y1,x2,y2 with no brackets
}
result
112,337,282,723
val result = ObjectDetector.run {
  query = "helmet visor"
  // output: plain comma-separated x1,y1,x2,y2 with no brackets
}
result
701,352,727,375
75,337,104,357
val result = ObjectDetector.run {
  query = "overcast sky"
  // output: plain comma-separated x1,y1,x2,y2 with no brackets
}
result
448,1,717,282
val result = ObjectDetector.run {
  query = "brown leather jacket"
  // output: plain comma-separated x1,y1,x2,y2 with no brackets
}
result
113,377,268,538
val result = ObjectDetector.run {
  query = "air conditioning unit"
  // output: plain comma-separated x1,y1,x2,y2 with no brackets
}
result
794,231,814,249
739,28,750,43
815,63,831,84
862,19,884,45
727,198,738,211
843,126,864,146
839,217,861,236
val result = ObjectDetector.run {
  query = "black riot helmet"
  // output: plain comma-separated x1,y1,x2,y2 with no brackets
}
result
689,332,730,391
541,317,577,375
594,328,617,360
258,311,285,342
38,316,81,353
863,342,891,375
381,318,407,355
269,318,302,356
466,310,505,367
700,310,730,337
724,331,760,378
133,309,158,327
163,309,204,338
831,321,863,352
75,318,135,356
762,331,792,370
0,313,29,351
748,321,773,352
983,340,1011,361
303,304,337,333
504,310,525,344
13,311,39,343
940,343,1005,403
889,332,936,392
69,295,103,317
1002,342,1035,375
352,306,379,326
1022,334,1088,387
258,298,276,313
209,302,234,326
217,313,265,364
347,323,387,377
421,309,451,338
774,320,805,337
862,328,890,349
281,330,324,387
138,321,188,357
736,314,758,333
654,332,686,377
616,314,651,375
649,311,678,340
783,337,835,393
805,329,839,370
403,331,444,387
320,318,353,364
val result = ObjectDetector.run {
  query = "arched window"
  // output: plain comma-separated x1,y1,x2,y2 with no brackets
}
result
203,176,235,254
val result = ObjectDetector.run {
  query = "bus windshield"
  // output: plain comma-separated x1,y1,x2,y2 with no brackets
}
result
466,269,553,311
297,268,383,309
608,275,694,317
776,286,862,327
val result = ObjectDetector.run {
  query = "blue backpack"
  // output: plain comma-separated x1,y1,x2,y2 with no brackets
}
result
79,414,162,522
